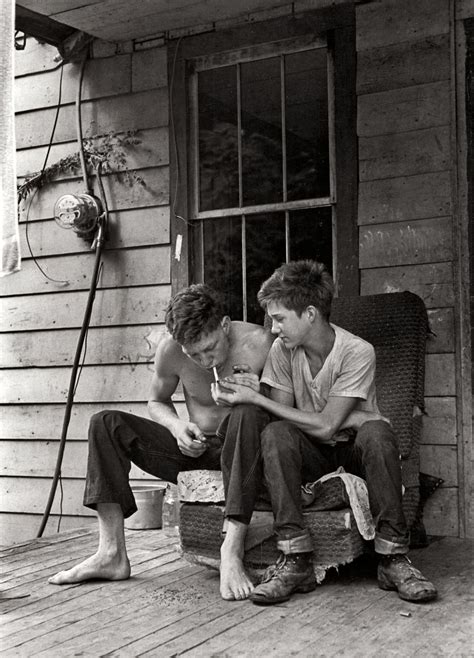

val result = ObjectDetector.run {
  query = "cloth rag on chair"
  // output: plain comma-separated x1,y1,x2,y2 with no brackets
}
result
301,467,375,540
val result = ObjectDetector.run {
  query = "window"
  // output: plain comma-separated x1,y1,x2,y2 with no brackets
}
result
169,8,357,321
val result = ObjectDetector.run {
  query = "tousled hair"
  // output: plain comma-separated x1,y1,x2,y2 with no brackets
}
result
165,284,225,345
257,260,334,320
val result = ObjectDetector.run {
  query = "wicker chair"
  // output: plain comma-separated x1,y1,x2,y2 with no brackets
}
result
178,292,428,580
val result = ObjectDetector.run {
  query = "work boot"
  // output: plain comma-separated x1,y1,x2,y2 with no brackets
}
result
377,554,437,602
249,552,316,606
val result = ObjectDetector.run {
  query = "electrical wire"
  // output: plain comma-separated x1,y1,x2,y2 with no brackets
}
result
36,225,106,537
23,187,69,285
20,62,70,285
56,476,64,533
55,259,103,534
37,44,111,538
76,53,92,193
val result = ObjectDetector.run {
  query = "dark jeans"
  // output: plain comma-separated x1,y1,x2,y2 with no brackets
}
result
83,405,268,522
260,419,410,555
219,404,271,524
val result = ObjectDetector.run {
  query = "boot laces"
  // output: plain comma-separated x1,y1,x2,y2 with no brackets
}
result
261,554,287,583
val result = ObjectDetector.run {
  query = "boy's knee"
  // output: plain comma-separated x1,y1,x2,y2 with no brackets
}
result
89,410,108,431
231,403,268,423
356,420,399,457
89,409,123,437
261,421,295,455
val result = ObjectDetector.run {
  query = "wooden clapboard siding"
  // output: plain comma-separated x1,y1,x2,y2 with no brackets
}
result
0,325,164,368
1,286,170,332
14,54,133,113
2,364,155,404
356,0,450,51
0,401,188,441
1,245,170,296
357,81,450,137
361,262,455,308
14,40,59,77
1,40,172,545
356,0,466,537
18,207,170,257
15,88,169,150
426,308,455,353
16,127,169,179
18,166,169,222
131,46,169,92
425,354,456,398
359,126,451,182
358,172,452,225
1,440,165,481
421,398,457,445
1,478,154,517
356,34,450,95
359,217,453,268
420,445,458,488
423,489,459,537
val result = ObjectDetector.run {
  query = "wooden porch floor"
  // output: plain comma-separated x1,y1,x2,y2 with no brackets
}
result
1,528,472,657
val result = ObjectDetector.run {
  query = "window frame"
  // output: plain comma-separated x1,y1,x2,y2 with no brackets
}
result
168,4,358,298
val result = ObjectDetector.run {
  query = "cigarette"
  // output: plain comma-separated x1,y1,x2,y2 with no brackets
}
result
213,367,219,383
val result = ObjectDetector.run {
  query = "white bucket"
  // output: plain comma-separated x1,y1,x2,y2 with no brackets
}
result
124,484,166,530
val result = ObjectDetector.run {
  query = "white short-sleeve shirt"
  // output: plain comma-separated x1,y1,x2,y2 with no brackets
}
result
261,324,382,416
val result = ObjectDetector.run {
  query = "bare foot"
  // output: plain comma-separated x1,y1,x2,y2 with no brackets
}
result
220,549,254,600
48,551,131,585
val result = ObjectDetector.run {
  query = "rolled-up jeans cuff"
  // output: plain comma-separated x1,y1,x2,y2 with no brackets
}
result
277,532,313,554
375,534,409,555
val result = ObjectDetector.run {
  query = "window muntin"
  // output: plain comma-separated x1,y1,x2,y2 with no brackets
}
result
202,207,332,324
190,36,334,321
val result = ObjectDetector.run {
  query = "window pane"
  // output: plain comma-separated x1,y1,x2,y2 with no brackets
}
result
203,216,243,319
285,49,329,200
245,213,286,324
198,67,239,211
289,207,332,273
241,58,283,206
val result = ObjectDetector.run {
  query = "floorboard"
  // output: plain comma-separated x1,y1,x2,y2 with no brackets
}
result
1,529,472,657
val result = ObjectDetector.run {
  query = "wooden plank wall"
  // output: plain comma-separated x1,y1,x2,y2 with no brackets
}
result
1,38,180,545
356,0,464,536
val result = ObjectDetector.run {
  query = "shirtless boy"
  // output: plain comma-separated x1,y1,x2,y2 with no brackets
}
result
49,284,273,600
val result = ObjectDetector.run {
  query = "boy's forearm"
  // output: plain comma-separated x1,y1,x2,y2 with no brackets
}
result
147,399,180,432
341,409,386,429
249,390,331,439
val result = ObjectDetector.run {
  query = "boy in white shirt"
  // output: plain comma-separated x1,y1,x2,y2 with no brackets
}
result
213,260,437,605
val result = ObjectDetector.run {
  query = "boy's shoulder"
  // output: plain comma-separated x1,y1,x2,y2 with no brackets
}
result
332,324,375,357
232,320,274,346
153,330,187,366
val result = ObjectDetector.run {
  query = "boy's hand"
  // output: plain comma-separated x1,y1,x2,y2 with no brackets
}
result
220,364,261,393
172,420,207,457
211,380,256,406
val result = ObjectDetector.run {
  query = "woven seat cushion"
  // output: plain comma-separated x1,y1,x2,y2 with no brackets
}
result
179,502,366,581
178,470,349,511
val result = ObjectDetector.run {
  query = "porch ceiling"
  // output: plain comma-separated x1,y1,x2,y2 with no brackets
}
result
15,0,292,43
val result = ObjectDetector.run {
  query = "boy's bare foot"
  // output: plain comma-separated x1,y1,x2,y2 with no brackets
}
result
220,549,254,600
48,551,131,585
